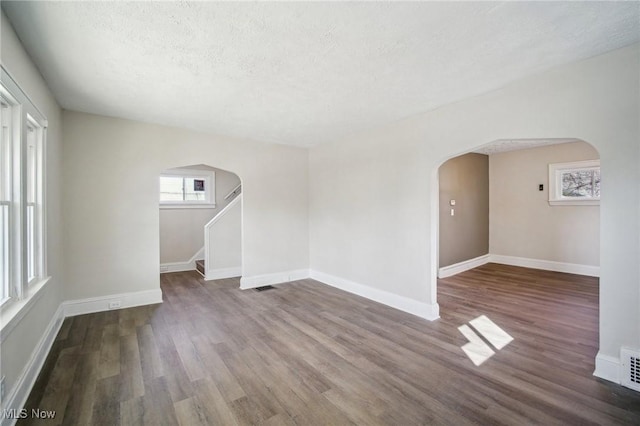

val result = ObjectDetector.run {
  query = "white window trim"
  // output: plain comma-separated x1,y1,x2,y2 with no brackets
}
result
0,65,49,318
159,168,216,209
0,276,51,343
26,116,45,285
548,159,600,206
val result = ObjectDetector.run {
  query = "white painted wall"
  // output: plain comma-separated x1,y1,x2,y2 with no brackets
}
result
159,165,240,264
310,130,432,302
160,208,214,264
490,141,600,267
62,111,309,300
309,44,639,372
0,10,64,408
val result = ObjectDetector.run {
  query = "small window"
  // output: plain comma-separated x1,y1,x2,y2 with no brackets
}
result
548,160,600,206
159,168,215,208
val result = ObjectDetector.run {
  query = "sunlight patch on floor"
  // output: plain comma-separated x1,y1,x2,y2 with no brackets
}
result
470,314,514,350
459,324,495,366
459,315,513,366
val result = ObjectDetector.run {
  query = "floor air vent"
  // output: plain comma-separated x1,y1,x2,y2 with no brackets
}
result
621,348,640,392
254,285,275,292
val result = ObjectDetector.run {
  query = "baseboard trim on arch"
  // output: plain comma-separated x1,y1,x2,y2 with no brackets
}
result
205,266,242,281
239,269,310,290
593,352,620,384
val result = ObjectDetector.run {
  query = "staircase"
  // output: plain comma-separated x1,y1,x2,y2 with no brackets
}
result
195,259,205,276
198,185,242,280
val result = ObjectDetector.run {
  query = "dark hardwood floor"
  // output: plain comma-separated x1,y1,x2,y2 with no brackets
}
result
19,264,640,425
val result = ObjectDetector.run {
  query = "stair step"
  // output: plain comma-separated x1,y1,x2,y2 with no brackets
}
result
195,259,205,275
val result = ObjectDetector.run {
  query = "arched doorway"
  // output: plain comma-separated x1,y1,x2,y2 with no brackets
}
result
431,138,601,364
158,163,242,280
432,138,601,296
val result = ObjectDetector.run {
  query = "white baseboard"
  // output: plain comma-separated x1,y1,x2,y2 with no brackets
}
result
205,266,242,281
62,289,163,317
240,269,309,289
438,253,599,278
594,352,620,384
159,246,204,273
309,270,440,321
489,254,599,277
439,254,490,278
160,260,195,273
2,287,164,425
1,304,65,426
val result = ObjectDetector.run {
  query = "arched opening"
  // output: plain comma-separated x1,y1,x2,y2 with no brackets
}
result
431,138,601,365
158,163,242,280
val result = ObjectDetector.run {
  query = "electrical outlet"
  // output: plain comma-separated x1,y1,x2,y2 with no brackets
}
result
1,376,6,401
108,300,121,310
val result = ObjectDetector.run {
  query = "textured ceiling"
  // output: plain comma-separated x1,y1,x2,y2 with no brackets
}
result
474,138,579,155
3,2,639,147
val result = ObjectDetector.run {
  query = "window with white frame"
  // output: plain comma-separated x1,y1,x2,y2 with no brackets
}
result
1,68,48,306
159,168,215,208
548,160,600,206
26,119,44,282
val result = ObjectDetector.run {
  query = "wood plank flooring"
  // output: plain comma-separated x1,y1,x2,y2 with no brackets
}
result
19,263,640,425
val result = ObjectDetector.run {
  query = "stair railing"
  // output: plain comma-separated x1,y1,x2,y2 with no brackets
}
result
224,183,242,200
